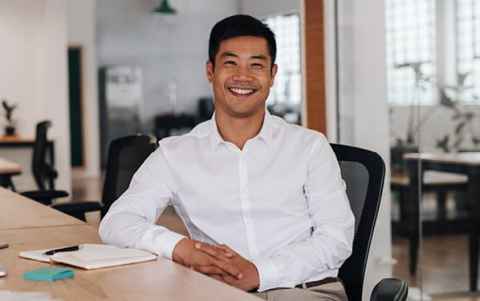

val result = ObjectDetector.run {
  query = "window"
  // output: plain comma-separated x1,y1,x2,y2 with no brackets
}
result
385,0,436,105
263,14,302,123
456,0,480,103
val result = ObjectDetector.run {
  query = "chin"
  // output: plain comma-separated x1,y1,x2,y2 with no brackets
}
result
227,107,265,119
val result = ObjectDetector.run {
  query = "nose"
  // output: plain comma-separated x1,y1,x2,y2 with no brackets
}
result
232,65,253,81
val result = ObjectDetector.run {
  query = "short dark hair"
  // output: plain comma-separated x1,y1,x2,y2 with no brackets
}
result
208,14,276,66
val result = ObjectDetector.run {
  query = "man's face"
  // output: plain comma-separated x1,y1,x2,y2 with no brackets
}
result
207,36,277,119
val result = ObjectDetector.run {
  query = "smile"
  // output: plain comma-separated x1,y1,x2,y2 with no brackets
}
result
228,87,257,96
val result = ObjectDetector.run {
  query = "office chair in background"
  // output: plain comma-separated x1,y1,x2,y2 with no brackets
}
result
21,121,69,204
332,143,408,301
99,134,158,218
55,134,157,221
21,121,101,220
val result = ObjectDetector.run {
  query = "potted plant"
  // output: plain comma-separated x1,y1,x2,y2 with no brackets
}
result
1,99,17,136
435,72,480,152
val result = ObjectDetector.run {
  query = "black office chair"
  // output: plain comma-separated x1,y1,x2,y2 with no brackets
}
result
21,121,70,205
54,134,157,221
20,121,101,220
100,134,158,218
332,143,408,301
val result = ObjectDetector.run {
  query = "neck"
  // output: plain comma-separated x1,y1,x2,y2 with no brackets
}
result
215,109,265,150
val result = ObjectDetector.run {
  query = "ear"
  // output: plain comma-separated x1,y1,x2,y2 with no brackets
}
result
206,61,214,83
269,64,278,87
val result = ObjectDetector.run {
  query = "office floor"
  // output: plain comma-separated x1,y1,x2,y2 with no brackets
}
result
72,177,480,301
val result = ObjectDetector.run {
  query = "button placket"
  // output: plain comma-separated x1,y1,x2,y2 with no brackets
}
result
238,152,258,258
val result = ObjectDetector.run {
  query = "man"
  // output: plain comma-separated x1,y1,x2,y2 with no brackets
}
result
99,15,354,301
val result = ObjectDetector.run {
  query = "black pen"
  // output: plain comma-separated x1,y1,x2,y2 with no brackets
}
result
44,245,80,255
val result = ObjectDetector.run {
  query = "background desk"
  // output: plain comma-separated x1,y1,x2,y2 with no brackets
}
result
405,152,480,292
0,188,259,301
0,157,22,190
0,137,54,191
0,137,54,164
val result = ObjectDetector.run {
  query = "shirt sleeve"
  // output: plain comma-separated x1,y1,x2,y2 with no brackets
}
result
99,146,187,259
252,135,355,291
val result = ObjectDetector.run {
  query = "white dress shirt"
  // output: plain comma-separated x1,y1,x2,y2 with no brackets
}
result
99,112,355,292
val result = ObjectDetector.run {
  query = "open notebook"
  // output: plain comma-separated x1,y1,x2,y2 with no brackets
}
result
19,244,157,270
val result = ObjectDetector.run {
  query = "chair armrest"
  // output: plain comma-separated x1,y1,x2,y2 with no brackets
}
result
22,190,69,205
52,201,102,221
370,278,408,301
52,201,102,213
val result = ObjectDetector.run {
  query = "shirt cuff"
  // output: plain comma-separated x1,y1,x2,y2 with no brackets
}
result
252,256,282,292
143,226,186,260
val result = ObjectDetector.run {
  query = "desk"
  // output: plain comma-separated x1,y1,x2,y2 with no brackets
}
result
405,152,480,292
0,157,22,190
0,137,54,161
0,188,83,230
0,189,259,301
0,137,55,189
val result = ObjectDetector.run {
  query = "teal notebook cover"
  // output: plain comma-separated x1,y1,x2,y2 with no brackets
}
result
23,267,74,282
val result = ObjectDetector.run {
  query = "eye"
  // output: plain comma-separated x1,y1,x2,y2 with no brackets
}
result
224,60,237,66
251,63,265,70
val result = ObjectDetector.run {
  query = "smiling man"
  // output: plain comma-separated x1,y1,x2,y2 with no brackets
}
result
99,15,354,301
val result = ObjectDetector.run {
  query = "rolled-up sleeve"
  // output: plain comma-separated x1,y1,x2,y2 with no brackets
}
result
252,135,355,291
99,147,186,259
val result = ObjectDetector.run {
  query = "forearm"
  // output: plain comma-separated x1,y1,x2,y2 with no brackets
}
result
99,210,186,259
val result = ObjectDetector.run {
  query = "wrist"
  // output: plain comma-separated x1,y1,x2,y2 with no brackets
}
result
172,238,194,265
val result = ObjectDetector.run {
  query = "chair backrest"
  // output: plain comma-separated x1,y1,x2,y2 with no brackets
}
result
332,143,386,301
101,135,158,218
32,120,56,190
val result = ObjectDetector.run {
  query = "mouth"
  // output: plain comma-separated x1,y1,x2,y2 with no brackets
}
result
227,87,257,97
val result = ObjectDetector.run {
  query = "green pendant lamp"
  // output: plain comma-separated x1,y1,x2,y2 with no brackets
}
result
153,0,177,15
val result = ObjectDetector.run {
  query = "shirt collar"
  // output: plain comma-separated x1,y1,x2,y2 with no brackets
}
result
208,111,275,151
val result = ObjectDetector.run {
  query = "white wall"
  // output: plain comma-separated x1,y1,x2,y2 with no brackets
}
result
0,0,71,193
96,0,240,126
67,0,100,178
333,0,393,299
240,0,300,17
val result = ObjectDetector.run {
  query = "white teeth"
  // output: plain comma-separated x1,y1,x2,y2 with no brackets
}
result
230,88,254,95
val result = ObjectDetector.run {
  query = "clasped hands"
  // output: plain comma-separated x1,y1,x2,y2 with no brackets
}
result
172,238,259,291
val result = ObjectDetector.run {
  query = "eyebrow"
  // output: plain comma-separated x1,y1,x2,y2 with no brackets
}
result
250,55,268,61
220,52,239,59
219,52,268,61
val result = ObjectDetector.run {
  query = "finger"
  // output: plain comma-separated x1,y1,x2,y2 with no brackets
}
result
193,265,227,275
210,274,224,282
195,243,232,261
195,242,217,256
218,244,235,257
212,259,243,280
220,274,240,286
223,274,238,283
